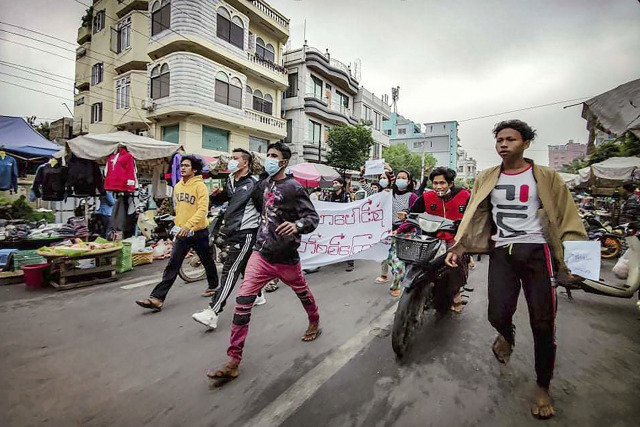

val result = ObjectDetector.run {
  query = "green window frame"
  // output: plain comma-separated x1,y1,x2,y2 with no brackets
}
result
202,125,229,151
161,124,179,143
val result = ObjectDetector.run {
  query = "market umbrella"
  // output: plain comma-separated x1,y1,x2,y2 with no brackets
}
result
288,163,340,188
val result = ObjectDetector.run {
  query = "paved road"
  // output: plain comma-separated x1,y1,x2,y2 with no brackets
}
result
1,258,638,426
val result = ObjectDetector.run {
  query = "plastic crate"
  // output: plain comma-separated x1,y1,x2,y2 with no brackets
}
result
116,242,132,274
12,250,46,270
132,250,154,267
394,236,440,264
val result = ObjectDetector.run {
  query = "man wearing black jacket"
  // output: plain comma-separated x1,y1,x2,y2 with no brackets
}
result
207,142,321,387
328,177,355,271
192,149,265,330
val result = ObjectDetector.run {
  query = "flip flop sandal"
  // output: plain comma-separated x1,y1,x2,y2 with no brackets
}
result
375,276,389,284
201,289,216,298
136,298,163,312
206,365,239,389
302,327,322,342
492,335,512,364
265,282,279,293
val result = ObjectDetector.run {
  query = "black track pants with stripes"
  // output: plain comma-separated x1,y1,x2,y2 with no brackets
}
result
209,231,257,314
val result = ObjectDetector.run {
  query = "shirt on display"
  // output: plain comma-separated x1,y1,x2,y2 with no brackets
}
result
0,154,18,192
104,148,138,193
32,162,68,201
490,165,546,247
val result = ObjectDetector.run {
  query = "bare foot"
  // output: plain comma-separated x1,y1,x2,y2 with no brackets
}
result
491,334,513,364
302,323,322,342
531,384,554,419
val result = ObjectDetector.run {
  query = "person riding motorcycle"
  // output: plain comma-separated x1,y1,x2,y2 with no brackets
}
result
397,167,471,313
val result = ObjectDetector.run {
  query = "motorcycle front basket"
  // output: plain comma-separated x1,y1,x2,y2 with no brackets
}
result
394,236,440,264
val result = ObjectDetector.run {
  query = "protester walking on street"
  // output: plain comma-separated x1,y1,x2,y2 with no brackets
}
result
328,177,355,272
207,142,321,387
136,156,218,311
192,149,265,330
445,120,587,419
373,169,396,285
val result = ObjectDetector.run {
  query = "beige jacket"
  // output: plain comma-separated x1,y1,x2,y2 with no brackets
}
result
452,160,587,273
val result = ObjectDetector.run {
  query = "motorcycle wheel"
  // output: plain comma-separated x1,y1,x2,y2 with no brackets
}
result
601,236,622,259
391,283,431,358
178,248,214,283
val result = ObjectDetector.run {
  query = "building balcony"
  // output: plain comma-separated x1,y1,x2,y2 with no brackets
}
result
225,0,290,41
77,25,91,44
116,0,149,18
148,0,287,87
244,109,286,136
113,13,151,73
304,47,359,95
304,94,358,126
302,142,327,162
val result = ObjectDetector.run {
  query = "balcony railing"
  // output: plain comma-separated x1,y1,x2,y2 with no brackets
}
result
245,109,286,130
247,52,287,77
250,0,289,29
305,47,356,80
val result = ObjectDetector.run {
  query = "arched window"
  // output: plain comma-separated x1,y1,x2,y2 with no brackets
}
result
215,72,242,109
245,85,252,95
217,7,244,49
255,38,275,63
151,0,171,36
265,43,275,63
252,90,273,115
151,63,170,99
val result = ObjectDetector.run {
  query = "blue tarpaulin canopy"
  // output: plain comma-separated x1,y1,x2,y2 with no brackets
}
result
0,115,61,158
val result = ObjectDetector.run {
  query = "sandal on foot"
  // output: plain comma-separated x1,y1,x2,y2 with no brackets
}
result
375,276,389,284
136,298,163,311
390,289,402,298
201,289,216,298
302,325,322,342
207,363,239,388
492,335,513,364
265,281,279,293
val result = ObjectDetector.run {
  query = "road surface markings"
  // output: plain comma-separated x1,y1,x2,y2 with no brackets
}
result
120,277,162,290
245,301,397,427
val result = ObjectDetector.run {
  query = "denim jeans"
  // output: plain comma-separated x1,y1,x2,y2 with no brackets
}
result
150,229,219,301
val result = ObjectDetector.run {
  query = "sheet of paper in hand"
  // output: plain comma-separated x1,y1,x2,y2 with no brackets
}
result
563,241,601,281
365,159,385,176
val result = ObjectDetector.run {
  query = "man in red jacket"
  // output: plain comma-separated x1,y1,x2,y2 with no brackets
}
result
398,167,471,313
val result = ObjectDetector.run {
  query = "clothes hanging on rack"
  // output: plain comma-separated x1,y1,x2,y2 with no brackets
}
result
0,154,19,192
109,195,137,238
170,153,182,187
151,164,171,199
32,162,68,201
66,156,104,197
105,147,137,192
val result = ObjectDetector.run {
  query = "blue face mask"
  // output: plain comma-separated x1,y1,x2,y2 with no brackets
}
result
395,179,408,190
265,157,282,176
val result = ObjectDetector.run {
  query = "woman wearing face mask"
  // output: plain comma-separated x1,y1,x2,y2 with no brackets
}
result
328,177,355,271
386,170,419,297
375,168,398,285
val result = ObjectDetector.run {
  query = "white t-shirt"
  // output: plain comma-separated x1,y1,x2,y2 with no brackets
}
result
490,165,546,247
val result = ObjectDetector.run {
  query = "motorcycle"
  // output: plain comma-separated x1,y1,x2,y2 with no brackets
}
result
177,207,227,283
559,235,640,305
581,212,623,259
391,213,460,358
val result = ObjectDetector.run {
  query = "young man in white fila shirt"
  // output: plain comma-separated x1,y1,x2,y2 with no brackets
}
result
446,120,587,420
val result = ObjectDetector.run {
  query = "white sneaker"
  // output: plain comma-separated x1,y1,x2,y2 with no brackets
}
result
254,293,267,306
192,307,218,329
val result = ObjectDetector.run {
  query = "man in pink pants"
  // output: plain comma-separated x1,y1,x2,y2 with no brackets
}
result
207,142,321,387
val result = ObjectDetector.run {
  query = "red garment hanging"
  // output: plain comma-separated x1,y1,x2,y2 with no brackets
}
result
104,147,137,192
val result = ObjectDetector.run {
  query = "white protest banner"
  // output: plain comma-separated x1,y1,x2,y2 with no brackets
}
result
563,241,601,281
299,191,392,269
364,158,385,176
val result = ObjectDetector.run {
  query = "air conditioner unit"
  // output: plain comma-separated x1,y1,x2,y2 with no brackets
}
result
139,130,149,137
141,98,155,111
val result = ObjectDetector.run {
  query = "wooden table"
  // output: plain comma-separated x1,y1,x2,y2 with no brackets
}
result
43,250,119,291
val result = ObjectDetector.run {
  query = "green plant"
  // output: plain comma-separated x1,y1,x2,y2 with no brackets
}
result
326,124,375,175
382,144,436,179
81,6,93,28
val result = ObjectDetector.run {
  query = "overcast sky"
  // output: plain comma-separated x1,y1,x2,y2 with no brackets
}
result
1,0,639,169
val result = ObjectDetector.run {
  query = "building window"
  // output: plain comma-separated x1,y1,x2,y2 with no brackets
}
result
76,97,85,106
115,76,131,109
285,73,298,98
386,130,392,136
151,0,171,36
151,63,170,99
250,136,269,153
413,141,421,148
215,72,242,109
91,63,103,85
252,90,273,115
162,124,179,143
285,119,292,144
255,37,275,62
374,111,381,130
310,75,322,99
202,125,229,151
398,128,406,135
336,91,349,110
308,120,321,143
111,16,132,53
90,103,102,123
323,125,331,142
93,10,105,34
363,105,371,122
216,7,244,50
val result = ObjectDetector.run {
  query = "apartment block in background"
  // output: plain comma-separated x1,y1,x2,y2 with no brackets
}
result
74,0,290,158
548,139,587,171
353,87,391,160
383,113,460,170
457,147,477,181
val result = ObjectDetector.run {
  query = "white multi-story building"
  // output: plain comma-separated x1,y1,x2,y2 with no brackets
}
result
457,148,477,181
282,45,390,164
74,0,290,157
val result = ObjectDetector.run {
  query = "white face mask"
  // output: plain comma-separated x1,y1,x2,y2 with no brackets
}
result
379,178,389,189
395,179,408,190
228,159,240,174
